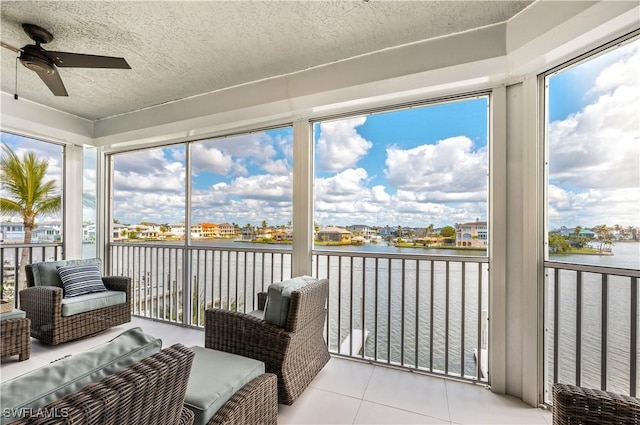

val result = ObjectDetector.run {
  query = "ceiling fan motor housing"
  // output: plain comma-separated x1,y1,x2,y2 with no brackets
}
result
20,45,55,74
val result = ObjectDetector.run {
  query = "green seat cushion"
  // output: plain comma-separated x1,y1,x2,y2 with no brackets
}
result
60,290,126,316
184,346,265,425
246,309,264,319
0,327,161,425
0,308,26,321
263,275,318,327
30,258,101,288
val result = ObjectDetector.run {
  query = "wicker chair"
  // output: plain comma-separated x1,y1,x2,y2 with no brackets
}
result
205,278,331,405
552,383,640,425
21,263,131,345
10,344,195,425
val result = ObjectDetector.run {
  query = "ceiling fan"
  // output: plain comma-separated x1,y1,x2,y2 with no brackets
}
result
1,23,130,97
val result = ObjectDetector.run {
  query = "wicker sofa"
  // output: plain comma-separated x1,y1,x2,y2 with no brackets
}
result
552,383,640,424
1,327,195,425
21,259,131,345
205,275,330,405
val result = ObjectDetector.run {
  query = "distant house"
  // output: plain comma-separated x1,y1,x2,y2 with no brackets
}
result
1,220,60,243
455,220,488,247
195,222,219,238
556,227,596,238
317,227,352,243
0,221,26,242
217,223,236,238
346,224,378,241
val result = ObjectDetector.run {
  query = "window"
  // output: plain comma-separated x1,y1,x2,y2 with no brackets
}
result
543,36,640,401
313,96,489,254
0,132,63,246
0,132,63,300
111,145,186,239
545,37,640,269
190,128,293,247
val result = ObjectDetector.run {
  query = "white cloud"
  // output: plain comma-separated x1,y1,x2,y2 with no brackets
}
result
316,117,372,172
384,136,487,198
547,184,639,228
190,143,239,175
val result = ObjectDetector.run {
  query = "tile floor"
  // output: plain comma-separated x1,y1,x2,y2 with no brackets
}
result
1,317,552,425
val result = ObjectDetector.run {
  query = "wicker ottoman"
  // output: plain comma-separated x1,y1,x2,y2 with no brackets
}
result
1,308,31,361
184,346,277,425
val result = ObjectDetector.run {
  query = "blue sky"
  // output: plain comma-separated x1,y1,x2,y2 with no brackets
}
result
2,39,638,231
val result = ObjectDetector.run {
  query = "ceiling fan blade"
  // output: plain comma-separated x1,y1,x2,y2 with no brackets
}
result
44,51,130,69
36,69,68,96
1,41,21,53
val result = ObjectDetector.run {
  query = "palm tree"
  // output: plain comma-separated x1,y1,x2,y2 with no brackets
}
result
0,143,61,294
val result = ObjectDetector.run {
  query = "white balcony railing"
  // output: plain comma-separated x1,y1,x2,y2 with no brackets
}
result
0,242,64,305
544,261,640,402
109,242,490,383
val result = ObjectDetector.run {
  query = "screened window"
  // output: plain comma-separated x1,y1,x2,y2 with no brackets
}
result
313,96,489,255
0,132,63,246
546,37,640,269
111,144,186,240
190,128,293,248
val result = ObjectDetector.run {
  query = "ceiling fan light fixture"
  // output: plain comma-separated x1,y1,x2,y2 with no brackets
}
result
19,47,55,74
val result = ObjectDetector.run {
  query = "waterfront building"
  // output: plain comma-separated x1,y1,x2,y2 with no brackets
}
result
346,224,378,241
455,220,488,247
316,227,352,243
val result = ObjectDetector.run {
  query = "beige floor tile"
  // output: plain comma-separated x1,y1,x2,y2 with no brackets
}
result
278,387,361,424
363,366,450,422
310,357,375,399
354,400,451,424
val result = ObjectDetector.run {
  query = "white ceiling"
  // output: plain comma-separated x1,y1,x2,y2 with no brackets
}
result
1,1,533,121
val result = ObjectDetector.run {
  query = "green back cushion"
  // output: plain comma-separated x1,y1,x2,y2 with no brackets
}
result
0,327,161,425
30,258,102,288
263,275,318,327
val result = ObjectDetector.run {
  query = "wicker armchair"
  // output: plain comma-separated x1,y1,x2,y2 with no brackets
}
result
205,278,330,405
21,263,131,345
552,383,640,425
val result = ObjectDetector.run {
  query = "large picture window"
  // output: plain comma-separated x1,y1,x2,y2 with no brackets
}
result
313,96,489,255
545,38,640,269
111,144,186,238
0,132,63,300
543,36,640,402
190,128,293,247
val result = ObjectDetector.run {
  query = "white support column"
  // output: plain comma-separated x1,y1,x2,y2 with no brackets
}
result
521,75,542,407
292,120,313,277
63,144,84,259
489,86,507,395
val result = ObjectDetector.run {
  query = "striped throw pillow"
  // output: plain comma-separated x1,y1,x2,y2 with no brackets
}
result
57,264,107,298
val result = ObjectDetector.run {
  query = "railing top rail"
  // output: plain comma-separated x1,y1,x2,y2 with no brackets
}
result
109,242,292,254
313,249,489,263
0,243,63,249
544,260,640,278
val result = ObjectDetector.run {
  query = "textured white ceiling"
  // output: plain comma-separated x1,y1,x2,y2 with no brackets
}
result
1,1,532,121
